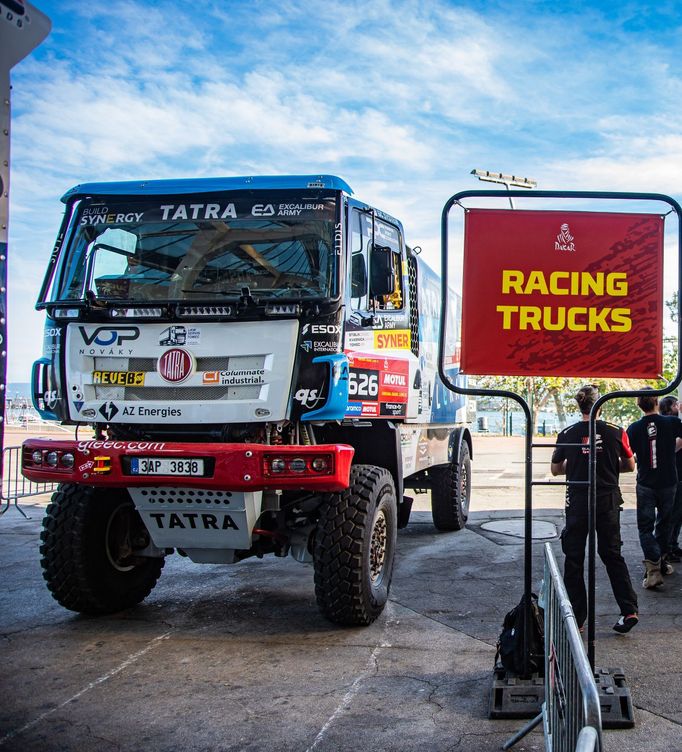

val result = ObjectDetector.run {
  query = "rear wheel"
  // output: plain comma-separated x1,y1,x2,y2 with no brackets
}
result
40,484,165,614
431,441,471,531
313,465,397,626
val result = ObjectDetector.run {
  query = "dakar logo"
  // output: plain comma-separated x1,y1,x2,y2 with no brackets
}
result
555,223,575,252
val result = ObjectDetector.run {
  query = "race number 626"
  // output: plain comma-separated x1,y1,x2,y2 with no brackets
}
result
348,370,379,398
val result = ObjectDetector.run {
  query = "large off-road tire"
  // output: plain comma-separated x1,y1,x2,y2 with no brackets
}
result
431,440,471,531
313,465,397,626
40,484,165,614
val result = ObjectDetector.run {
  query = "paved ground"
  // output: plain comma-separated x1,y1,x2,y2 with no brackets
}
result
1,434,681,751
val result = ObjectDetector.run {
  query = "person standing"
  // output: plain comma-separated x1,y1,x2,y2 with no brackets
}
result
658,395,682,561
552,385,639,634
627,390,682,588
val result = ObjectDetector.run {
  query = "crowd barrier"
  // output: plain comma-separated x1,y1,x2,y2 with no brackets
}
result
505,543,602,751
543,541,602,750
0,445,57,518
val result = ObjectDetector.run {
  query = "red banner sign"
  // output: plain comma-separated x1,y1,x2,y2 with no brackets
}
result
460,209,664,377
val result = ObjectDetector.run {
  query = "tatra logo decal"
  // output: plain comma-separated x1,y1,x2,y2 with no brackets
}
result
79,326,140,346
158,348,194,383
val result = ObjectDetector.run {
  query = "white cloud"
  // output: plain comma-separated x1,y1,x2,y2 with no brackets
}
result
7,0,682,380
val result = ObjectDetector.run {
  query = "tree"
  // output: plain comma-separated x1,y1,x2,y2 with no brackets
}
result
667,291,678,323
471,375,662,433
472,375,571,433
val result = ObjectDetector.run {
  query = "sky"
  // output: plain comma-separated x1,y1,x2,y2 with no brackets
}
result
5,0,682,382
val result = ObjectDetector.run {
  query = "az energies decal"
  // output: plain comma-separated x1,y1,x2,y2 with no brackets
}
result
346,355,409,418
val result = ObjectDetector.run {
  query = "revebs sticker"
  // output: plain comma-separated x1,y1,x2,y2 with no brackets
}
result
93,371,145,386
345,355,409,418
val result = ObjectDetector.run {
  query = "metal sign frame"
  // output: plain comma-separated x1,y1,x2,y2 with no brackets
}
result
439,189,682,675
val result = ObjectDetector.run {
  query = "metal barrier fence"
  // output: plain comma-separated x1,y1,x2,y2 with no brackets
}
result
0,445,58,518
504,544,602,751
575,727,599,752
543,542,602,751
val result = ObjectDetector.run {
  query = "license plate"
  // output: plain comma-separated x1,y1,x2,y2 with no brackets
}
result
130,457,205,476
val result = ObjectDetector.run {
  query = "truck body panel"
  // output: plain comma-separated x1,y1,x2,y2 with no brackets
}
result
67,319,299,424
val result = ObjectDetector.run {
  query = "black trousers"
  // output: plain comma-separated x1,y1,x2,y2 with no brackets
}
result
561,490,638,626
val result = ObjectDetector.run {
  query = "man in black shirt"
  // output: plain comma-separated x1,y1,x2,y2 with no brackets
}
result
627,391,682,587
552,385,638,633
658,395,682,561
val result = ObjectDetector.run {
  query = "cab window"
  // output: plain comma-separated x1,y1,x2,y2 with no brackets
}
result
349,209,403,311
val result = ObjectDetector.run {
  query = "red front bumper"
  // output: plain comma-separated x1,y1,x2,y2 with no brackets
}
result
21,439,355,492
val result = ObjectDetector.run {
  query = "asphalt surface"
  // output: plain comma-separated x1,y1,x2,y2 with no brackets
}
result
1,434,681,751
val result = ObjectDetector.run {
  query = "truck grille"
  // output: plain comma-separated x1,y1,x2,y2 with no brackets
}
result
92,355,264,401
124,357,234,371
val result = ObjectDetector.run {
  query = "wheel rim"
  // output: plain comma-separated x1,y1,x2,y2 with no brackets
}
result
369,508,388,585
105,503,138,572
460,462,470,517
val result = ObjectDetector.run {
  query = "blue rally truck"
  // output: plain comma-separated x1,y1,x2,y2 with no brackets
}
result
23,175,472,626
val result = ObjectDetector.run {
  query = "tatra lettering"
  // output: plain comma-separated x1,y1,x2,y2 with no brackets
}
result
159,203,237,221
147,512,239,530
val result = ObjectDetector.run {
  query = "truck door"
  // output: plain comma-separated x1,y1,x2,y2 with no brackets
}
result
343,203,418,419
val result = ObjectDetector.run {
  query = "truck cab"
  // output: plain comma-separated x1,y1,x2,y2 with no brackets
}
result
23,175,472,625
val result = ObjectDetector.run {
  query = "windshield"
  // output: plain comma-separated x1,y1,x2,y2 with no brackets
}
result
56,192,339,303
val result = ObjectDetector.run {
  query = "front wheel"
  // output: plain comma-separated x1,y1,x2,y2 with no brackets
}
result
431,440,471,531
40,484,165,614
313,465,397,626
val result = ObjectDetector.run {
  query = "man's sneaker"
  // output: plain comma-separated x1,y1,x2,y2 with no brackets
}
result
643,559,664,588
613,614,639,634
661,557,674,575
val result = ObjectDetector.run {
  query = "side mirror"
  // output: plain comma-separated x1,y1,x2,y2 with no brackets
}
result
369,244,395,298
351,253,367,298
